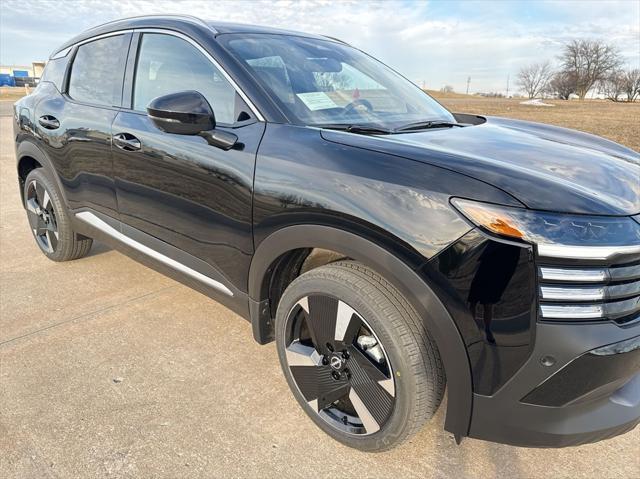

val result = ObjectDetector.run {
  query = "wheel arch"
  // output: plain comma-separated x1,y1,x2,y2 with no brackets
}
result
248,224,473,438
16,141,67,207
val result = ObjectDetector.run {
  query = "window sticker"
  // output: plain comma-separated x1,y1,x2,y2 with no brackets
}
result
296,91,338,111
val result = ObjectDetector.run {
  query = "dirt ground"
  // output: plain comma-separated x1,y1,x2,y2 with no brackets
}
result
433,94,640,152
0,100,639,478
0,87,32,102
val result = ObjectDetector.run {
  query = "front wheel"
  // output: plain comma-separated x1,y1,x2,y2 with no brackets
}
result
275,260,445,451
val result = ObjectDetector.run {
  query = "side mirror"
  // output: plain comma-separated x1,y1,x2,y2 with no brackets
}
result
147,91,215,135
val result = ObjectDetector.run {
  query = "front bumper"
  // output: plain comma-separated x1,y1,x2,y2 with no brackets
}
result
468,320,640,447
424,228,640,447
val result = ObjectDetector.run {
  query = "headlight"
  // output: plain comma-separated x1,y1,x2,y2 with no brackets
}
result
451,198,640,260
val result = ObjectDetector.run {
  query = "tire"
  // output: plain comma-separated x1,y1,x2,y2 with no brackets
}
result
23,168,93,262
275,260,445,451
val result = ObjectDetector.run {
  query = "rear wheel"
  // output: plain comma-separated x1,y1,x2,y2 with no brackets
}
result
23,168,93,261
275,260,444,451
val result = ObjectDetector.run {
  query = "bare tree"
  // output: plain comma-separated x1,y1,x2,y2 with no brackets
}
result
314,71,353,92
546,70,576,100
599,70,626,101
517,61,553,98
440,85,454,93
621,69,640,102
559,39,622,99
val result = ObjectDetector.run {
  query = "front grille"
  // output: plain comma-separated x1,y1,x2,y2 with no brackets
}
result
538,262,640,324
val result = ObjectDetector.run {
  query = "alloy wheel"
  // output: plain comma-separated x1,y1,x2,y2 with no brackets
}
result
284,295,396,435
25,179,59,253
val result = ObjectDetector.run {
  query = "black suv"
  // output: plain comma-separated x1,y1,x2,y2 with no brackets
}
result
13,15,640,451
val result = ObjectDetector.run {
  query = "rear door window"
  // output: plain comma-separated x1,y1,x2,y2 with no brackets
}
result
68,34,129,107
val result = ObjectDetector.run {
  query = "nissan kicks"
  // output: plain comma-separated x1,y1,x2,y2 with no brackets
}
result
13,15,640,451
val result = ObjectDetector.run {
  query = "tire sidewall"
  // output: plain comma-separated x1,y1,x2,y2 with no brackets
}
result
23,168,74,261
275,268,422,451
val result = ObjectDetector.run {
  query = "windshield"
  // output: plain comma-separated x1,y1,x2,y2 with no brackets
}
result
219,33,454,129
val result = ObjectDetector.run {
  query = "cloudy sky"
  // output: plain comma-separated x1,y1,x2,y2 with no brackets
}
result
1,0,639,93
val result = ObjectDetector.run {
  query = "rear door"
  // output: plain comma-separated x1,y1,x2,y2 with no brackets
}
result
112,31,265,291
34,33,131,218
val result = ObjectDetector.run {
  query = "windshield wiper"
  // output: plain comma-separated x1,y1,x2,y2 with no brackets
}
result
316,123,394,135
317,121,464,135
394,120,465,132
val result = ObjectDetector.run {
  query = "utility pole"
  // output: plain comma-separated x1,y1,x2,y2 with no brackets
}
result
506,74,510,98
466,76,471,95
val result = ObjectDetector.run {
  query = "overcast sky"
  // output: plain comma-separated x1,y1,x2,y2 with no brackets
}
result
1,0,639,94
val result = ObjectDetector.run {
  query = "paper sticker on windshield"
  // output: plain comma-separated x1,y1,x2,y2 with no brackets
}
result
296,92,338,111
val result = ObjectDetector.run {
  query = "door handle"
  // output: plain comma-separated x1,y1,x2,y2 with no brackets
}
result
113,133,142,151
38,115,60,130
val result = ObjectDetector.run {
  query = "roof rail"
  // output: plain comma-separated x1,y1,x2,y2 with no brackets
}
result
82,14,212,33
49,15,216,59
322,35,347,45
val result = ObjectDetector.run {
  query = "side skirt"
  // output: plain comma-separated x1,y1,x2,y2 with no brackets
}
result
72,209,250,319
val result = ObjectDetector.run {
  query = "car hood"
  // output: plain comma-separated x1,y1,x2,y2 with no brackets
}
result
320,116,640,216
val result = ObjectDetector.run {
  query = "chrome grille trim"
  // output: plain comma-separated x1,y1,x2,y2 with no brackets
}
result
540,285,605,301
540,304,603,319
538,263,640,322
540,280,640,301
610,263,640,281
608,281,640,300
539,267,607,282
540,296,640,320
537,243,640,261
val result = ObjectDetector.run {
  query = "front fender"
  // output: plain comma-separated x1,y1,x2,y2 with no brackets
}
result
248,224,473,439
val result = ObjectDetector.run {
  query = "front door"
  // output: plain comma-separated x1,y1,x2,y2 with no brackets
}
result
112,32,265,291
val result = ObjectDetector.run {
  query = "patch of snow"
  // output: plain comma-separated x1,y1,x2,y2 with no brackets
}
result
519,99,555,107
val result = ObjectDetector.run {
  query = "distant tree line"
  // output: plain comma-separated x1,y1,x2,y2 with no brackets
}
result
517,39,640,101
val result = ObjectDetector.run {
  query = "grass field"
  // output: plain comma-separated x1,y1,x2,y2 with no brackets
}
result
0,86,31,101
430,92,640,152
2,86,638,152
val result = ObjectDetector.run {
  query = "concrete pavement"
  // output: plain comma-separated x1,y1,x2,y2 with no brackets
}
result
1,116,638,478
0,101,14,117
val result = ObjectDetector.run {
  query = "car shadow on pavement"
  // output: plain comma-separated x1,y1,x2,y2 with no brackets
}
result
84,241,112,258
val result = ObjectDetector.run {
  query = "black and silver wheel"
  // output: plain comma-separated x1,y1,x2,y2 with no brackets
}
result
26,176,59,254
23,168,93,261
276,261,444,451
284,295,396,436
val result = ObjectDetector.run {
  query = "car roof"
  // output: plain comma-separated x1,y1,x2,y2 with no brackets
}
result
207,20,332,39
51,14,344,58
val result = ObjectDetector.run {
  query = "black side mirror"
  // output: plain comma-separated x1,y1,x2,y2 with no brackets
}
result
147,91,215,135
147,90,239,151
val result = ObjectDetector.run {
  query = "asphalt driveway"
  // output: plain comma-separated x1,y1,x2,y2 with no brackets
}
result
1,115,638,478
